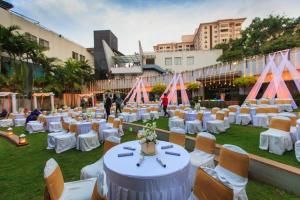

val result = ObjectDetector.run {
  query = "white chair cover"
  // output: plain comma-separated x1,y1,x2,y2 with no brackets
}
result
185,120,202,134
295,141,300,162
253,114,269,128
150,110,159,120
169,117,185,130
54,132,76,154
77,130,100,152
141,113,151,122
44,158,97,200
47,131,67,150
0,119,14,127
236,114,251,125
80,136,121,180
26,121,45,133
14,118,26,127
49,121,63,132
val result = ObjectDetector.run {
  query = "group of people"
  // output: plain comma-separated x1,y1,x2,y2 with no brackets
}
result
104,94,123,119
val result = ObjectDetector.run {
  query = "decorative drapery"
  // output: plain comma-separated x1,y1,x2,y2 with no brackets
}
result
126,78,149,104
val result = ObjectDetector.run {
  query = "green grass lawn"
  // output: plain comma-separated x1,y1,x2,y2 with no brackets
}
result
135,117,300,169
0,126,299,200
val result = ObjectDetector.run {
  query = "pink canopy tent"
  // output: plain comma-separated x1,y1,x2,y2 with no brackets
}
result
246,50,299,108
124,77,149,104
161,73,190,105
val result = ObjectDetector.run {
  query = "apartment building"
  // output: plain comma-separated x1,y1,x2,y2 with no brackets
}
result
0,3,94,68
154,18,245,52
193,18,246,50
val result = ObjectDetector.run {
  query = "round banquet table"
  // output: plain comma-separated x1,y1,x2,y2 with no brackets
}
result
104,140,192,200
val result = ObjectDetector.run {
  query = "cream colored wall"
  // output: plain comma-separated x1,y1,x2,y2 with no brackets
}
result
0,9,94,68
143,49,222,72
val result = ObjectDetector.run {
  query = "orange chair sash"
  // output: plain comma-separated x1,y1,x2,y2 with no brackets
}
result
104,140,118,154
195,136,216,154
169,132,185,147
269,118,291,132
45,166,64,200
219,148,249,178
240,107,250,114
216,112,225,121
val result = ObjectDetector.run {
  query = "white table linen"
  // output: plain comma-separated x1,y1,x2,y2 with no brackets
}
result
0,119,13,127
14,118,26,127
104,140,192,200
26,121,45,133
185,120,202,134
295,141,300,162
253,114,269,128
76,122,92,135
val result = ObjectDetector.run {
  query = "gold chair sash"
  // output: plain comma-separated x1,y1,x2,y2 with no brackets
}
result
69,124,78,135
228,107,237,113
248,99,257,104
92,123,100,132
197,113,203,121
240,107,250,114
113,120,120,129
260,99,269,104
91,180,107,200
45,166,64,200
216,112,225,121
103,140,119,154
195,136,216,154
169,132,185,147
255,107,266,114
193,168,233,200
223,110,229,117
211,107,220,115
178,112,185,119
269,117,291,132
108,116,114,124
219,147,249,178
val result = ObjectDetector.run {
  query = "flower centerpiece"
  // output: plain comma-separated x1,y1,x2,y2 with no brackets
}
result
194,103,201,112
138,122,158,156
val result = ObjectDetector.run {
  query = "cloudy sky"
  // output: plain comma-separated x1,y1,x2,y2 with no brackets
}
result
7,0,300,54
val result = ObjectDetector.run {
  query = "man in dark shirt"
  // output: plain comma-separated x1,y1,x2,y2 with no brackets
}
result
104,94,112,120
115,94,123,116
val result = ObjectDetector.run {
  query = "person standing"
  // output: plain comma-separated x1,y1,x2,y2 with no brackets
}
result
115,94,123,116
104,94,112,120
161,93,169,117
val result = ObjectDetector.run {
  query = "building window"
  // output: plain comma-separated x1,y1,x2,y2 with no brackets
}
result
80,55,85,61
204,26,207,29
25,32,37,42
220,29,228,32
146,58,155,64
72,51,79,60
205,45,207,48
39,38,49,50
174,57,182,65
165,57,172,66
187,56,194,65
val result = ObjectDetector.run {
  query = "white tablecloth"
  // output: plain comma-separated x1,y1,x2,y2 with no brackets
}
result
185,112,198,121
13,113,25,119
45,115,61,130
104,140,192,200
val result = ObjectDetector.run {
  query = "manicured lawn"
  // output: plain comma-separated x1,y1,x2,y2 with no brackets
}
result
135,117,300,169
0,126,299,200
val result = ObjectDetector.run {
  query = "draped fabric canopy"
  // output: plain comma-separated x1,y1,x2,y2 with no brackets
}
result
161,73,190,105
124,78,149,104
32,92,54,97
246,50,299,108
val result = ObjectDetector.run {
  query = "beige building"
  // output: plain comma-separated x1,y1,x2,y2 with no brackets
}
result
154,18,245,52
0,7,94,68
194,18,246,50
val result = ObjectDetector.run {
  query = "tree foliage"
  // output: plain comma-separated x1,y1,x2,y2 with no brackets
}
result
151,83,166,95
215,15,300,63
186,82,200,91
233,76,257,87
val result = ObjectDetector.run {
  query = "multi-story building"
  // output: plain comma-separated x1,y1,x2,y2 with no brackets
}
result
193,18,246,50
154,18,245,52
0,2,94,68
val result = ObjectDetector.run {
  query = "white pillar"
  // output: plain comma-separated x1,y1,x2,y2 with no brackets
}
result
11,93,17,113
91,95,95,107
33,96,38,109
50,93,55,111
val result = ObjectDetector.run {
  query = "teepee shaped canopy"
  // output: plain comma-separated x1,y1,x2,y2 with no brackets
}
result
161,73,190,105
124,77,149,104
246,50,299,108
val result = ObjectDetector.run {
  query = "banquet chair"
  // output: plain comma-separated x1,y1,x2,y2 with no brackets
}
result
228,105,239,124
141,107,151,122
206,111,227,134
278,112,298,142
128,108,138,122
275,99,293,112
53,123,77,154
77,123,101,152
48,117,63,133
252,107,269,128
0,113,14,127
296,141,300,162
169,111,185,132
266,106,279,119
119,107,131,122
246,99,257,105
190,132,216,183
102,118,122,140
47,120,70,150
211,107,220,119
259,116,293,155
221,108,230,129
26,115,46,133
236,107,251,125
150,107,160,120
80,136,121,180
169,131,186,147
189,144,249,200
44,158,104,200
259,98,269,105
185,112,203,134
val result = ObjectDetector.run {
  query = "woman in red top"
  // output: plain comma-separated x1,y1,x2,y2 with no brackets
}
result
161,93,170,117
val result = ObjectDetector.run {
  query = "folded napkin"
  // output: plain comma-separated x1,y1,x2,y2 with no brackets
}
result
123,146,136,151
118,152,134,157
165,151,181,156
156,158,166,168
161,145,173,150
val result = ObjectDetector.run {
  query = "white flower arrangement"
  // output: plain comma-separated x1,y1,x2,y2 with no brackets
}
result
138,122,157,144
194,103,201,111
